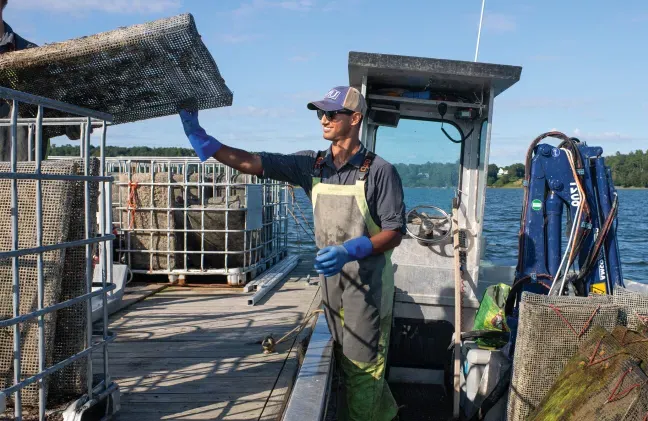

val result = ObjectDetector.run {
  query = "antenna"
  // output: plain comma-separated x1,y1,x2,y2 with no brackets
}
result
474,0,486,62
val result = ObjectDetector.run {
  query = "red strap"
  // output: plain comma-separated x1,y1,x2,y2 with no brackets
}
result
606,367,645,403
587,335,626,367
127,181,139,229
549,304,600,338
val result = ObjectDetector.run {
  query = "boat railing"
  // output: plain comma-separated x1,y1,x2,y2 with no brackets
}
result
282,313,334,421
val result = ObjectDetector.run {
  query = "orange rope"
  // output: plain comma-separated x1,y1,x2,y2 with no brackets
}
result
126,181,139,229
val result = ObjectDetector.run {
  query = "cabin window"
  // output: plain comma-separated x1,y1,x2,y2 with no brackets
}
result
374,118,463,213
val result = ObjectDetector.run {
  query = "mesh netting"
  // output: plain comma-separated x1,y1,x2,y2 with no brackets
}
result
507,292,622,421
0,13,232,135
117,172,182,271
529,325,648,421
614,286,648,330
0,160,76,407
611,326,648,370
49,159,99,402
184,185,262,270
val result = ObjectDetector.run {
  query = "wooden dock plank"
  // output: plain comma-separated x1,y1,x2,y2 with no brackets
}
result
97,256,321,421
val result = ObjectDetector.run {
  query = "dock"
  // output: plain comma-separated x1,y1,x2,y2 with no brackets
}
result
93,256,321,421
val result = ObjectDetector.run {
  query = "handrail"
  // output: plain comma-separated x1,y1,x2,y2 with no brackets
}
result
0,86,113,122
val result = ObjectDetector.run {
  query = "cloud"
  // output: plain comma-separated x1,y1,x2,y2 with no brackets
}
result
284,91,322,101
219,105,296,118
570,128,638,142
232,0,315,16
483,12,517,33
289,53,317,62
488,128,648,166
218,34,262,44
321,0,362,12
530,55,562,62
630,14,648,22
12,0,181,14
499,97,595,109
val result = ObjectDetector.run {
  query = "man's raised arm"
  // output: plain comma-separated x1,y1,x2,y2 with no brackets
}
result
179,109,263,176
214,145,263,177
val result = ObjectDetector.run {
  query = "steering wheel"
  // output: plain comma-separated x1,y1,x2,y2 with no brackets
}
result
405,205,453,244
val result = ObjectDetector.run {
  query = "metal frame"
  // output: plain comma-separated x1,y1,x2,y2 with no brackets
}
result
0,86,117,420
107,157,289,285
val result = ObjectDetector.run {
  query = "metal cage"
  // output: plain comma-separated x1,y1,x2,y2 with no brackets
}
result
107,157,289,285
0,87,119,420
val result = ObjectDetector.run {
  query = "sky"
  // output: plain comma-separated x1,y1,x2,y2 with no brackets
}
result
6,0,648,166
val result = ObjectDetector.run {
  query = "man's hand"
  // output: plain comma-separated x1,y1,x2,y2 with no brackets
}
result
314,236,373,277
314,245,352,277
179,109,222,161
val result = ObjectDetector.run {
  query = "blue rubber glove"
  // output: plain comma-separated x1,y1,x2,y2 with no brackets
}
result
314,236,373,277
179,109,222,161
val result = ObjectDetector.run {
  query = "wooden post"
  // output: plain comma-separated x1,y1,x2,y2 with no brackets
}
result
452,197,462,419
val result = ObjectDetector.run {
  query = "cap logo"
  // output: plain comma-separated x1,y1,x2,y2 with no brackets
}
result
325,89,341,101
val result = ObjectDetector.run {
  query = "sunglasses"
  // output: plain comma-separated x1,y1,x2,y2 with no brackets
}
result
316,109,355,121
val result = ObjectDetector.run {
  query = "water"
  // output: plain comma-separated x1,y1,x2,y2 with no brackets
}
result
286,187,648,283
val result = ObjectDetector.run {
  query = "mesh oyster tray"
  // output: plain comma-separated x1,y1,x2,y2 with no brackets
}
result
0,13,233,129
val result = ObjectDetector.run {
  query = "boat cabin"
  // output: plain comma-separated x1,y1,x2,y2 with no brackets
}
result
284,51,522,421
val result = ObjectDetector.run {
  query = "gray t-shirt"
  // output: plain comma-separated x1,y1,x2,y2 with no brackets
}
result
258,144,406,233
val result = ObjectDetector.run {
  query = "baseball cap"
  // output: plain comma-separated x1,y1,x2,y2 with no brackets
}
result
307,86,367,114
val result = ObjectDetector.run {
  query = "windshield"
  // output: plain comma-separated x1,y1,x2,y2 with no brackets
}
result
375,119,463,213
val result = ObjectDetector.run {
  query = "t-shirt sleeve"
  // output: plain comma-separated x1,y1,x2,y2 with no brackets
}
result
374,163,406,233
257,150,316,191
14,32,37,50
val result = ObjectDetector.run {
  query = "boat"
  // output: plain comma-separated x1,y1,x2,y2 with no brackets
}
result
1,10,648,421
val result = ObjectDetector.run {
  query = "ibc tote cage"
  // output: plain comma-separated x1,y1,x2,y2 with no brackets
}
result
0,87,118,420
108,157,289,285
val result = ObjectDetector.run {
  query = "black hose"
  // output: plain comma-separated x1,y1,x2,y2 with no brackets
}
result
576,194,619,285
442,126,474,144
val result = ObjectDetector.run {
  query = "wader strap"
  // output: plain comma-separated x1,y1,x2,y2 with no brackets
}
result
358,151,376,181
312,150,327,178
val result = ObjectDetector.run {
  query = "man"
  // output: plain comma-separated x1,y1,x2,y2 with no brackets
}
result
179,86,405,421
0,0,80,161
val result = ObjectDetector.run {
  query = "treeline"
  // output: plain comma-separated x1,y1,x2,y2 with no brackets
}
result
393,162,460,188
49,145,197,157
48,145,648,188
605,150,648,187
487,150,648,188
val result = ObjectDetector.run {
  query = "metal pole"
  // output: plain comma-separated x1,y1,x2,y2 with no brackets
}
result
183,160,188,271
201,163,206,271
10,100,23,421
452,201,462,419
149,160,154,272
167,160,172,274
83,119,93,401
474,0,486,62
35,106,45,421
27,124,34,162
225,166,231,274
100,122,111,388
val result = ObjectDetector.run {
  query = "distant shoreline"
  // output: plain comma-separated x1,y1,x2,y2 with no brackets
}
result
401,186,648,190
304,184,647,190
485,186,648,190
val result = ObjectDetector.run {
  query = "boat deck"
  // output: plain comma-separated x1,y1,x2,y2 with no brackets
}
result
94,257,321,421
